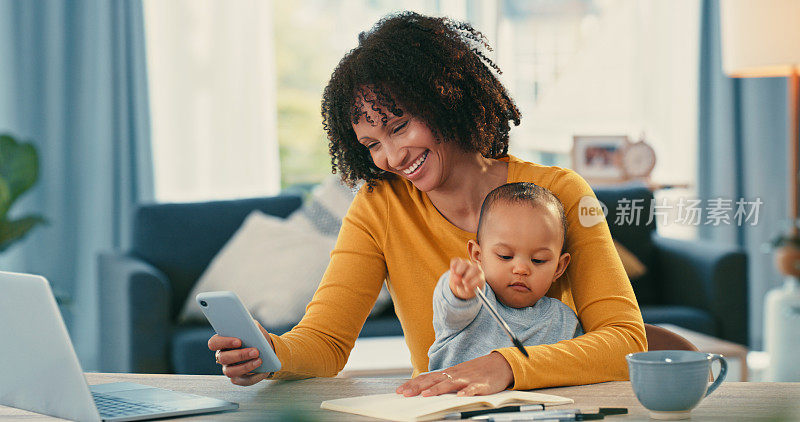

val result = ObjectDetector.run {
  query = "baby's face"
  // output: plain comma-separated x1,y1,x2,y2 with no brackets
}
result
473,202,567,308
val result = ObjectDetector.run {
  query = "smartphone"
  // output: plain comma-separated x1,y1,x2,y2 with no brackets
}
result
196,291,281,373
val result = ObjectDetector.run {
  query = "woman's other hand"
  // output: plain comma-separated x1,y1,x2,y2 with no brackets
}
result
396,351,514,397
207,321,276,386
449,257,486,300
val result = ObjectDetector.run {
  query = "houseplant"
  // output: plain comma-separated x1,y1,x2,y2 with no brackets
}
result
0,134,46,252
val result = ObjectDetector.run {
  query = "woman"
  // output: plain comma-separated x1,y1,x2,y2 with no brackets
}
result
209,11,646,396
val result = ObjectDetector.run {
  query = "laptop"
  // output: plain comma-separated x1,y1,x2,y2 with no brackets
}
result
0,271,238,421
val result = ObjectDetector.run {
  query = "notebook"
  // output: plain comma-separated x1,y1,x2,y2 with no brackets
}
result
320,390,573,421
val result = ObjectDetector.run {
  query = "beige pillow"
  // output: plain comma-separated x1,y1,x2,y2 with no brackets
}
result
179,176,392,328
179,210,337,327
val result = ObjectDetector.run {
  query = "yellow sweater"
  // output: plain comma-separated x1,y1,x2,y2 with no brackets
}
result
268,155,647,389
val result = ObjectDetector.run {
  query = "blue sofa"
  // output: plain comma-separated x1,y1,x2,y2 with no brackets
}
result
98,185,747,374
593,185,747,346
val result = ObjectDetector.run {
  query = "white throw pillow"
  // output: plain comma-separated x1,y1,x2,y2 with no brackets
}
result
179,176,393,328
179,210,337,327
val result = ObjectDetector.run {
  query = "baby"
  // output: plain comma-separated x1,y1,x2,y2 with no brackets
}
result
428,182,583,371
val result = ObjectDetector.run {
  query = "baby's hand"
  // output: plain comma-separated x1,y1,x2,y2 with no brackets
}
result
449,258,486,300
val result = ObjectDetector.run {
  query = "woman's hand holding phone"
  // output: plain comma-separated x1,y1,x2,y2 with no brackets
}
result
198,291,281,386
208,321,275,386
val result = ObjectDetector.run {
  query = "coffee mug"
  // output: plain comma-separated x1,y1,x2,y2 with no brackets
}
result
626,350,727,420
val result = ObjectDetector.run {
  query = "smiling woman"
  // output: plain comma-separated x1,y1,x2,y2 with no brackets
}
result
353,109,461,193
205,11,646,396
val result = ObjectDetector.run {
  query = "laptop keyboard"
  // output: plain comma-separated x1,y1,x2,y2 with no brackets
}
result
93,392,177,418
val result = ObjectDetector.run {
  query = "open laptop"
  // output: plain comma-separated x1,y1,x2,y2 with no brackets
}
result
0,271,238,421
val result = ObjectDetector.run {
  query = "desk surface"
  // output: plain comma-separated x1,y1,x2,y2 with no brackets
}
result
1,373,798,421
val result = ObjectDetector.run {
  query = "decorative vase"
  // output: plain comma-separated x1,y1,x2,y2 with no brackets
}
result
765,245,800,381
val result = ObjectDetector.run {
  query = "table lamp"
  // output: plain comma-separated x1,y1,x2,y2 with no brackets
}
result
720,0,800,382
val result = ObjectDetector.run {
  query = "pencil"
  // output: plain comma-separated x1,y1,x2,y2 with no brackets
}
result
473,286,529,358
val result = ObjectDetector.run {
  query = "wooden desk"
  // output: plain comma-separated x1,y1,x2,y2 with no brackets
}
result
1,373,797,421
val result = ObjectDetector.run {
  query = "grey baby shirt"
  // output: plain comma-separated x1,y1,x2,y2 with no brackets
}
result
428,270,583,371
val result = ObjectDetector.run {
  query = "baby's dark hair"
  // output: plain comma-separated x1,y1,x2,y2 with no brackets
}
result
476,182,568,252
321,11,521,188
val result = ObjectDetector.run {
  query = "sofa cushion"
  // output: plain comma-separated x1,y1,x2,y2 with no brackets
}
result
132,195,303,320
178,177,392,328
640,305,716,337
179,210,340,328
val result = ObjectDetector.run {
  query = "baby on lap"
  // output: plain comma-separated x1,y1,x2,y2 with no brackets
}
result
428,182,583,371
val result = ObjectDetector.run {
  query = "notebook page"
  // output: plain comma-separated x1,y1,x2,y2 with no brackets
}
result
321,391,573,421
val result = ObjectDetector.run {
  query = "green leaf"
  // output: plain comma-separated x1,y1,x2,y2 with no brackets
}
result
0,134,44,254
0,178,10,219
0,215,47,253
0,134,39,204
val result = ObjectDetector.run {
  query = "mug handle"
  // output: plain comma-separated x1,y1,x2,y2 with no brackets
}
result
705,354,728,397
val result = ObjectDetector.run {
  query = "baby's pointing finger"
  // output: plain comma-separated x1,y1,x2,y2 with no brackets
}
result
451,261,468,277
463,268,481,285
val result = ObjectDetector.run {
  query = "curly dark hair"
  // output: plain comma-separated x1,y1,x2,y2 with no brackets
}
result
321,11,521,188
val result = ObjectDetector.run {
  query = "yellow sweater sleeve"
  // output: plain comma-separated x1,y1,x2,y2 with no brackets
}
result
266,186,388,379
495,168,647,389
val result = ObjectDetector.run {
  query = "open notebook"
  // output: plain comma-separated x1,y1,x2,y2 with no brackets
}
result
320,390,573,421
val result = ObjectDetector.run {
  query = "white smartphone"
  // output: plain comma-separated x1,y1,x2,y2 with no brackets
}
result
196,291,281,373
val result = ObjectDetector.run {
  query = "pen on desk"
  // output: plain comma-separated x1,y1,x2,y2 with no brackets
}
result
547,408,625,421
597,408,628,416
556,413,605,421
443,404,546,419
471,408,582,421
473,286,529,357
481,413,603,421
478,411,606,421
474,407,626,421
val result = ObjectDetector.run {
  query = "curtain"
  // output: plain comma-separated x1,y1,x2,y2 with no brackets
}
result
698,0,789,348
0,0,153,369
143,0,281,202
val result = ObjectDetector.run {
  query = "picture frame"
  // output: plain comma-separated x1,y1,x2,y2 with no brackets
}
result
571,135,629,184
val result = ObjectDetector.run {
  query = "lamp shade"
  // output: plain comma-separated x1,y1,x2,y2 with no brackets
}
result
720,0,800,77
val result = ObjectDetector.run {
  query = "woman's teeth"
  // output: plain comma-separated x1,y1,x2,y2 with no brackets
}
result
403,151,428,175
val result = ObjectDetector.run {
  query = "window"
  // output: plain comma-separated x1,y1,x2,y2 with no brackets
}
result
494,0,699,189
492,0,701,239
144,0,280,202
145,0,699,209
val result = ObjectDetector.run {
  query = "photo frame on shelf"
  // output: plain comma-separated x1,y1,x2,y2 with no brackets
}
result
571,135,628,184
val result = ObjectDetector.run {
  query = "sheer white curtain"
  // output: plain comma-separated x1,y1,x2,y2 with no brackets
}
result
144,0,280,202
141,0,698,200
